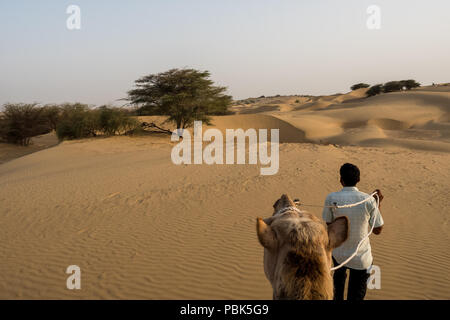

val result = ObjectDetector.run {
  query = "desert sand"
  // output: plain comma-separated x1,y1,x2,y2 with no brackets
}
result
0,85,449,299
0,132,59,165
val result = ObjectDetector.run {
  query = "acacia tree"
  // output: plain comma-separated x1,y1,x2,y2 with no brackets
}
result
127,68,232,131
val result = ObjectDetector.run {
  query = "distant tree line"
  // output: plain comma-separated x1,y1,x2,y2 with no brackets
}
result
351,80,421,97
0,68,234,145
0,103,139,146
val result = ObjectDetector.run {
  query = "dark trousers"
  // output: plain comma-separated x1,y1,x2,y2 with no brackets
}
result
332,257,370,301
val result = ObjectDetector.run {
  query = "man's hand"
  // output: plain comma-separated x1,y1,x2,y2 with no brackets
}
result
372,189,384,206
373,226,383,235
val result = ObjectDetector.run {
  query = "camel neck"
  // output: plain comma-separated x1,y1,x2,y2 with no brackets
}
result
282,250,333,300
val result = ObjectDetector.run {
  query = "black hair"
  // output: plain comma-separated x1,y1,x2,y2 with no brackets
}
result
340,163,360,186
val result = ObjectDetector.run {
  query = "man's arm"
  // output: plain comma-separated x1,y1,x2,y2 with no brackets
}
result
371,189,384,235
322,195,334,225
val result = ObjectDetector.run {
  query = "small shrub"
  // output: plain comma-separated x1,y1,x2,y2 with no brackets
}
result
383,81,403,93
41,104,62,131
56,104,139,140
0,103,51,146
351,83,370,91
366,84,383,97
98,106,139,135
400,79,421,90
56,104,98,140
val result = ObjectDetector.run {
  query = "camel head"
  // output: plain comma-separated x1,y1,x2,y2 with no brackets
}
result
256,194,349,300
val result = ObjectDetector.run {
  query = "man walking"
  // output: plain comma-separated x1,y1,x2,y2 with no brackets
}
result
323,163,384,300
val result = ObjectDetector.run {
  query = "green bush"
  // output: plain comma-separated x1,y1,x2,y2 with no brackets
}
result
41,104,62,131
0,103,52,145
351,83,370,91
400,80,421,90
383,81,403,93
0,103,139,143
366,84,383,97
365,79,421,97
97,106,139,135
56,104,139,140
56,104,98,140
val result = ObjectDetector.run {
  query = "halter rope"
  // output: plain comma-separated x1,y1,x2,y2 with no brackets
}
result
275,192,381,271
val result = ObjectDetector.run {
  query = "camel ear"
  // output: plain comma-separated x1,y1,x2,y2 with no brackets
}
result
256,218,277,250
327,216,349,249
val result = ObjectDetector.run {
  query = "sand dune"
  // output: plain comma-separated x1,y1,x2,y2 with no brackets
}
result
230,87,450,153
0,86,449,299
142,87,450,152
209,114,308,143
139,114,309,143
0,133,59,165
0,137,449,299
239,105,281,114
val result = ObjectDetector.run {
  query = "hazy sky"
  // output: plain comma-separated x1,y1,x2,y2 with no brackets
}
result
0,0,449,106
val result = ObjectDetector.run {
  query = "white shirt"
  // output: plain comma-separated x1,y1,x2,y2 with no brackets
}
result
322,187,384,270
